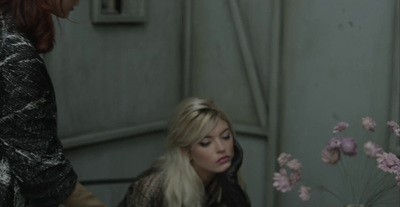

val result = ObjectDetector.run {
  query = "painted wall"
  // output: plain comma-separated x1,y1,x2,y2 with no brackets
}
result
43,0,399,207
46,0,184,206
45,0,270,206
275,0,400,206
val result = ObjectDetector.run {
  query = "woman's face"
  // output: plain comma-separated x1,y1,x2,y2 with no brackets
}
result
47,0,80,18
190,119,234,184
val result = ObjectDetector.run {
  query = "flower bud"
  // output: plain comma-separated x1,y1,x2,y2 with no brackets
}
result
321,147,340,165
341,137,357,156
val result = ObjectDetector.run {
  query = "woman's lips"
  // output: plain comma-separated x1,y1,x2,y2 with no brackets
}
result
217,156,230,164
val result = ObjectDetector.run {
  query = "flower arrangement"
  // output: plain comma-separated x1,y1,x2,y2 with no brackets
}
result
273,117,400,206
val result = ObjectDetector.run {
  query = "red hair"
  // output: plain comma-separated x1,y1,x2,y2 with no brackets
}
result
0,0,55,53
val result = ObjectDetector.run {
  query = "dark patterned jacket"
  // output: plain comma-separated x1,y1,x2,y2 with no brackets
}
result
0,13,77,207
117,165,230,207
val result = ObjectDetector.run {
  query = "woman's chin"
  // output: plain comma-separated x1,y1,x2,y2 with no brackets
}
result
217,162,232,173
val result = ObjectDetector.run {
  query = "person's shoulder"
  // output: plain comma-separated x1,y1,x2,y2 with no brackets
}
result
131,167,164,197
120,166,165,207
0,14,39,62
0,15,48,90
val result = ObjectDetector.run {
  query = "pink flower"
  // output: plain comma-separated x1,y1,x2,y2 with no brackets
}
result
277,153,292,167
327,137,342,150
273,169,292,192
387,121,400,137
287,159,302,171
274,154,304,194
289,170,302,186
396,171,400,186
333,122,349,134
363,141,383,158
387,121,399,131
361,117,376,132
321,147,341,165
341,137,357,156
394,128,400,137
298,185,311,201
377,152,400,173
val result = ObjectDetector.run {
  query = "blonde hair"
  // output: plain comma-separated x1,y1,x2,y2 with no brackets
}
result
158,97,234,207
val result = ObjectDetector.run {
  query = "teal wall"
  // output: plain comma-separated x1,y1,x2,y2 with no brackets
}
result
43,0,399,206
277,0,399,206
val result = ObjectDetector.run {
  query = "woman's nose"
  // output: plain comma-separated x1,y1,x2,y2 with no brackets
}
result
215,139,226,152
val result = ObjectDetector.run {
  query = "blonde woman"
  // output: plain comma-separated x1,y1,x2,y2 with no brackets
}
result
118,97,251,207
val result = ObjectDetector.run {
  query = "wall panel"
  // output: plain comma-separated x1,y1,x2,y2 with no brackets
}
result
277,0,399,206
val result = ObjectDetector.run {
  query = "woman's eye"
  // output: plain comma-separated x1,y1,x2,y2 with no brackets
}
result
222,135,231,140
199,142,210,147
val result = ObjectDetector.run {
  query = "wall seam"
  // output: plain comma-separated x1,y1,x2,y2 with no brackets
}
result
182,0,192,98
389,0,400,155
227,0,268,129
266,0,284,206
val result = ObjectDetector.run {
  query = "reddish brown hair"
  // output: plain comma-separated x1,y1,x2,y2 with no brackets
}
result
0,0,55,53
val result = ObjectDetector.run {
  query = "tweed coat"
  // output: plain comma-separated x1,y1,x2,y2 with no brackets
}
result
0,13,77,207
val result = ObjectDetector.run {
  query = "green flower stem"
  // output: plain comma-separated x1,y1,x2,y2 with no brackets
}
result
365,182,397,206
338,156,351,203
358,166,385,203
363,173,390,203
313,185,346,204
357,157,378,203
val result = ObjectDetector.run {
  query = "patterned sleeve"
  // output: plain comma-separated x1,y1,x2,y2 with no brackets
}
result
117,168,164,207
0,29,77,206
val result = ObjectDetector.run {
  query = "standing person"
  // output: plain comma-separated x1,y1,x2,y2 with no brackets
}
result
0,0,107,206
117,97,251,207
